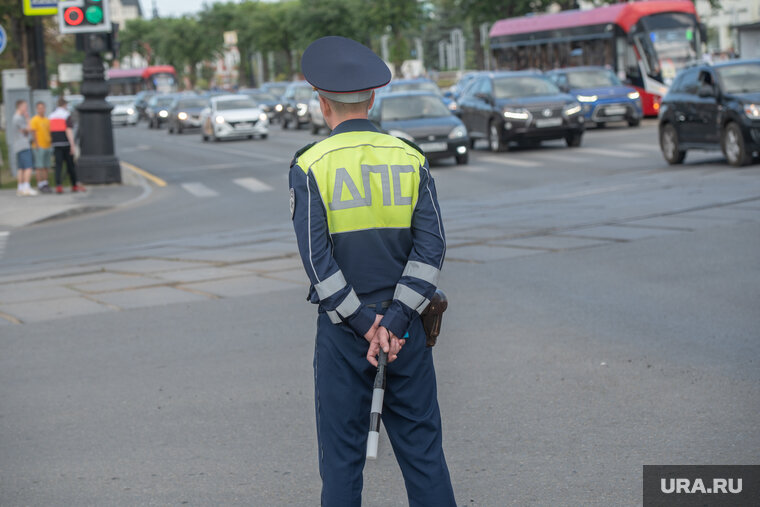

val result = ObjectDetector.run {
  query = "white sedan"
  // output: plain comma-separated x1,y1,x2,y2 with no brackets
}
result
107,95,139,126
200,95,269,141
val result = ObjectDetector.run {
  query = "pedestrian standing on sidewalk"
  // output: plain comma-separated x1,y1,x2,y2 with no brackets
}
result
12,100,38,197
29,101,53,193
50,97,84,194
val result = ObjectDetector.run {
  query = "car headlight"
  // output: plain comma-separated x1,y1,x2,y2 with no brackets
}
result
178,112,188,120
448,125,467,139
627,91,640,100
215,115,225,124
448,102,458,111
388,129,414,141
126,108,135,115
159,110,168,118
259,113,268,122
297,103,308,116
275,104,283,112
744,103,760,119
503,107,530,120
564,102,582,116
577,95,598,102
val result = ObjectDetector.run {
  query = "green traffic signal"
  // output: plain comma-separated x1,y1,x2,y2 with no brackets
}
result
85,5,103,24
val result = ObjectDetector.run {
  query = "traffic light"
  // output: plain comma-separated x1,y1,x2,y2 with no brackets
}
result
58,0,112,34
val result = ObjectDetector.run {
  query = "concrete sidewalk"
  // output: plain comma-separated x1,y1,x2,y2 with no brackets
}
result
0,165,150,230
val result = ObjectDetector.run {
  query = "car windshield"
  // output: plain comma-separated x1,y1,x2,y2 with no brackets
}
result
248,92,277,101
178,99,208,108
266,85,286,96
716,63,760,94
567,70,621,88
293,87,313,101
494,77,561,98
155,97,174,107
391,82,441,95
380,95,450,121
107,96,135,105
216,99,257,110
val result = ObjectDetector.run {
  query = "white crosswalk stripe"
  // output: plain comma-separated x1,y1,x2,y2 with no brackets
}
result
579,147,645,158
477,155,541,167
234,177,273,193
0,231,9,260
181,182,219,197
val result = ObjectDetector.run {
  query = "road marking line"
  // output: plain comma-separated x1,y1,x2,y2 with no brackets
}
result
0,231,9,261
580,147,645,158
623,143,660,151
234,177,273,193
121,161,167,187
181,182,219,197
478,155,541,167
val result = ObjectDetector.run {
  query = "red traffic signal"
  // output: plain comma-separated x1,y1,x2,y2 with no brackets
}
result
59,0,111,34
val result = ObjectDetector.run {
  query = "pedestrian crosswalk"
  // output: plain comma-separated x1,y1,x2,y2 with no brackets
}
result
181,177,275,198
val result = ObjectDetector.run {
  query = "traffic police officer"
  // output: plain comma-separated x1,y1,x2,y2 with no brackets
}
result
289,36,456,507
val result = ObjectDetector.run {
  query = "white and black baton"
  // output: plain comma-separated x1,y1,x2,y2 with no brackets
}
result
366,348,387,460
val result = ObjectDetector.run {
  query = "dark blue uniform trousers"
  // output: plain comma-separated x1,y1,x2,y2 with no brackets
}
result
313,312,457,507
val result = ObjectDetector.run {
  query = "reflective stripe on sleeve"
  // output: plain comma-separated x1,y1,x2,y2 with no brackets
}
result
401,260,440,286
393,284,430,314
326,310,342,324
314,270,347,300
336,289,361,318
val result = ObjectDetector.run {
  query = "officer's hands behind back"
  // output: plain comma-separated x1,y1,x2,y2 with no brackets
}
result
366,315,405,367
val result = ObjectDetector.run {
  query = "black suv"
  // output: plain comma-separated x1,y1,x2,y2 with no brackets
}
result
457,71,585,151
659,60,760,167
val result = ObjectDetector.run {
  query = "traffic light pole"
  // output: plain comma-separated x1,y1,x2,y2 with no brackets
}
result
77,43,121,184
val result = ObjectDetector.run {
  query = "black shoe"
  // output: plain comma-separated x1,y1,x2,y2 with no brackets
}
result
39,185,53,194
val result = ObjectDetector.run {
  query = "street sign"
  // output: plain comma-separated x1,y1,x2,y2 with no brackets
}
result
0,25,6,56
23,0,58,16
58,63,83,83
58,0,111,34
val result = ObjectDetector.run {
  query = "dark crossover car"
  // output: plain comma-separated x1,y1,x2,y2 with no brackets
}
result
457,71,585,151
281,81,314,129
167,96,208,134
134,90,156,121
546,66,643,127
369,91,470,164
145,94,175,129
382,78,457,113
658,60,760,167
260,81,288,120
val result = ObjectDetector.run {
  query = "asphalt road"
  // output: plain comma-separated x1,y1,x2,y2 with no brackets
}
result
1,118,759,506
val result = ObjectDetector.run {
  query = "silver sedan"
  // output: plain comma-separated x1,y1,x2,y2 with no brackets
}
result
200,95,269,141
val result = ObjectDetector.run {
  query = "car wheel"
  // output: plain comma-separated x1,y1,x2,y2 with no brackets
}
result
660,123,686,164
177,125,183,134
722,122,752,167
148,119,154,129
469,137,476,149
455,152,469,165
627,118,641,127
260,134,268,140
596,122,606,129
489,121,507,152
281,119,289,130
247,135,253,139
565,132,583,147
311,122,319,135
202,134,208,142
168,125,174,134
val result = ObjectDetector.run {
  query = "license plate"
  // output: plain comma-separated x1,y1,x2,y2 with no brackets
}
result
535,118,562,128
605,106,626,115
419,142,448,153
236,122,253,129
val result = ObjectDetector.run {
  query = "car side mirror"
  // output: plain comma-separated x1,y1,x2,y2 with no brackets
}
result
443,90,454,99
698,83,715,98
475,92,492,104
558,84,570,93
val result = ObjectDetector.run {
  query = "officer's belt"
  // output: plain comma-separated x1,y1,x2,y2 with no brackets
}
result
366,300,392,309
